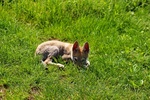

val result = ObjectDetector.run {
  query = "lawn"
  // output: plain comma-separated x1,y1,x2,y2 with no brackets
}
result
0,0,150,99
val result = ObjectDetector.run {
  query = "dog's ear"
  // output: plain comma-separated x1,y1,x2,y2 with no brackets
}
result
83,42,89,53
73,41,79,52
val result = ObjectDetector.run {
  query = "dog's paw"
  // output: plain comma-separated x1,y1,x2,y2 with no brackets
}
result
57,64,65,68
41,60,47,67
86,61,90,66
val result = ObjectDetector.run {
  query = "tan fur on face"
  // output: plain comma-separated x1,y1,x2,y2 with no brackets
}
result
73,47,88,58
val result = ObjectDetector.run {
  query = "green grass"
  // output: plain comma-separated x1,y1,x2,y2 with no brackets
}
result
0,0,150,99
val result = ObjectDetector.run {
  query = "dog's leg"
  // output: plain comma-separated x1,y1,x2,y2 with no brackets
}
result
42,58,64,68
62,54,71,60
41,46,64,68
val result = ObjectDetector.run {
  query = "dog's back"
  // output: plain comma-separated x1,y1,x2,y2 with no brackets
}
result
35,40,72,55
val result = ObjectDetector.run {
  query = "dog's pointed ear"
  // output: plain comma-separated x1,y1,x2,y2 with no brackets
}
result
83,42,89,53
73,41,79,52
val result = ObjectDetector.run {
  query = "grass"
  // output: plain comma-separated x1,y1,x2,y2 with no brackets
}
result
0,0,150,99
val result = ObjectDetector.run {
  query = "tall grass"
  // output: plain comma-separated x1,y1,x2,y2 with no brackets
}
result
0,0,150,99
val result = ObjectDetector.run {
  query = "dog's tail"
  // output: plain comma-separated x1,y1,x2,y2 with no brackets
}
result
34,47,40,57
34,50,38,57
34,51,37,57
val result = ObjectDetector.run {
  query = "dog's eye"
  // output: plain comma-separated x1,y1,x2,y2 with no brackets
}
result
73,57,78,62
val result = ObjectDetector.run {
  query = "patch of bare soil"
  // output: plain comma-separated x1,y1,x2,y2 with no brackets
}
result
25,86,41,100
0,84,9,100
